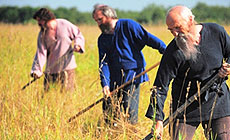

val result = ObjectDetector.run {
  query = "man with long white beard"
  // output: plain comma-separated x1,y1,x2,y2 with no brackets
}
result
145,5,230,140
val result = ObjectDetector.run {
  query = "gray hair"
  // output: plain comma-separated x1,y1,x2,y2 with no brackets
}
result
92,4,117,19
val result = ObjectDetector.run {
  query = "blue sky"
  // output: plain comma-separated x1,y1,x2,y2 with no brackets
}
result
0,0,229,12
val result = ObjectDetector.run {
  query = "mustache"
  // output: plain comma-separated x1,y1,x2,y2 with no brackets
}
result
175,33,188,50
175,33,199,61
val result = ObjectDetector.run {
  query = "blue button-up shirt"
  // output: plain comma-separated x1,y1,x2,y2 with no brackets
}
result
98,19,166,89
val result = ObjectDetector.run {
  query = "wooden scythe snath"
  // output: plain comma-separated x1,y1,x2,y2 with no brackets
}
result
21,48,73,91
142,73,222,140
68,61,160,123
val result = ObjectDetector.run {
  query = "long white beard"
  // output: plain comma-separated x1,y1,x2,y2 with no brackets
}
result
175,33,200,62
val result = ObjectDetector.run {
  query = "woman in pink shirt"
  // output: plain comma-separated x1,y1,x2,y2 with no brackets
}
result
31,8,85,92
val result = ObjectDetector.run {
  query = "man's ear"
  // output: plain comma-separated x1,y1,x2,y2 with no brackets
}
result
186,15,194,28
189,15,194,24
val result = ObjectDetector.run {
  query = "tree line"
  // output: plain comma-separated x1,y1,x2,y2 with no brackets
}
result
0,2,230,25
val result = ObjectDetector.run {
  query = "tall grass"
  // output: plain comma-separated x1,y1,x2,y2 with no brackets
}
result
0,23,230,140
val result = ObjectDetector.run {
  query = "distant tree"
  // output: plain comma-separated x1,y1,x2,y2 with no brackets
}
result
75,12,94,25
53,7,93,25
192,2,230,24
0,4,230,25
137,4,166,24
18,6,37,23
0,6,20,23
115,9,140,21
54,7,76,23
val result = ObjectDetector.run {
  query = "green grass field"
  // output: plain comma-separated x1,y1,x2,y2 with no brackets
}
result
0,23,230,140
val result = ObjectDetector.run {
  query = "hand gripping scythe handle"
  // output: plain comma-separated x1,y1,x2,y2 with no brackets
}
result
21,48,73,91
142,73,221,140
68,61,160,123
21,77,41,90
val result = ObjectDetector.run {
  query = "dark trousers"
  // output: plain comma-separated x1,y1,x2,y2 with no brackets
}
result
102,84,140,125
44,69,75,92
171,116,230,140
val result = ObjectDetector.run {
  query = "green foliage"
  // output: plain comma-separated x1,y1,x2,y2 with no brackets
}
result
137,4,166,24
116,9,140,20
192,2,230,24
0,6,20,23
0,3,230,25
18,6,37,24
54,7,87,24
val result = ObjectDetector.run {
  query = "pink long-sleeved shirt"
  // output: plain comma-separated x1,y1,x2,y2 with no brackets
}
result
31,19,85,77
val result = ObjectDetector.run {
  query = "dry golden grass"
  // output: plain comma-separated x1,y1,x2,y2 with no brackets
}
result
0,23,230,140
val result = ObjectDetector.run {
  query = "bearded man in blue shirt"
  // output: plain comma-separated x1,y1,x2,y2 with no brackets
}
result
92,4,166,125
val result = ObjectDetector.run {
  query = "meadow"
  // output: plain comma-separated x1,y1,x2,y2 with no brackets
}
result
0,23,230,140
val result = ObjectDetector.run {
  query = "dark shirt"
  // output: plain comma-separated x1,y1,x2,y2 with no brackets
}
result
146,23,230,122
98,19,166,89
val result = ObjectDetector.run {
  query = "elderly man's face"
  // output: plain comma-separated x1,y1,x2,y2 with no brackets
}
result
166,14,199,61
166,15,191,37
93,10,107,25
93,10,113,34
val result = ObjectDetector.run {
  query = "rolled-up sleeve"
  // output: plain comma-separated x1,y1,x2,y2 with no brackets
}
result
69,23,85,53
31,32,47,77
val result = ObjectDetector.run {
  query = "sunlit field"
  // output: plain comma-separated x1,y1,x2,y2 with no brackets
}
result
0,23,230,140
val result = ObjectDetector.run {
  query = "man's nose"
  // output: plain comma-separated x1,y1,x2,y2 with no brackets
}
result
38,20,43,25
171,30,179,37
97,22,101,26
95,19,102,25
